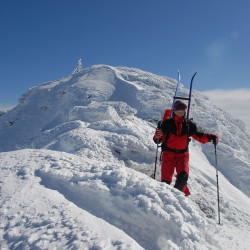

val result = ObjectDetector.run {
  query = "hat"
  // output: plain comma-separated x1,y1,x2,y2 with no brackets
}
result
174,100,187,110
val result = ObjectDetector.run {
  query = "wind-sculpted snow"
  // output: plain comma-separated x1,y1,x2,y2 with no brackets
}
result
0,150,218,249
1,149,250,249
36,166,208,250
0,150,144,250
1,64,249,197
0,64,250,249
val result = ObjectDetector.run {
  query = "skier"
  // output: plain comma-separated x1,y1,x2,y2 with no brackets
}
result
153,100,219,196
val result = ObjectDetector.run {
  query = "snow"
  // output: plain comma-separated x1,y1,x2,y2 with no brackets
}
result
71,59,83,74
0,64,250,249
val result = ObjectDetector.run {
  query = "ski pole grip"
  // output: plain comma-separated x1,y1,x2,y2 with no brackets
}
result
212,138,216,145
157,121,162,129
212,137,217,146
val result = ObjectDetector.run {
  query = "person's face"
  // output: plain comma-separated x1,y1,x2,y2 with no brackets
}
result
174,109,185,117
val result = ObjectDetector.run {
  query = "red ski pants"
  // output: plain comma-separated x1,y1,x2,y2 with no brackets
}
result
161,151,190,196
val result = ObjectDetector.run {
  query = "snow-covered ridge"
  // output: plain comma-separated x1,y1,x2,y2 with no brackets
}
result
1,149,250,250
0,64,250,249
0,64,249,196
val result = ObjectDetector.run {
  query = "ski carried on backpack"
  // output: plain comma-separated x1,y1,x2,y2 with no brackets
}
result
164,71,197,121
186,72,197,120
172,71,197,142
170,70,181,117
172,71,197,120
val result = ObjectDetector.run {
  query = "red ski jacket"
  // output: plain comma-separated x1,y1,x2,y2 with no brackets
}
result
154,115,211,152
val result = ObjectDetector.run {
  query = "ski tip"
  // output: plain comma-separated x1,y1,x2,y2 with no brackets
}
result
191,72,197,81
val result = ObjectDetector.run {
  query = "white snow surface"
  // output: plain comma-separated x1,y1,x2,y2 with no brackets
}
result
0,64,250,249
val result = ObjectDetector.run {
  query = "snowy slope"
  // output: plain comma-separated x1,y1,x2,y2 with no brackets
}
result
1,149,250,250
0,64,250,249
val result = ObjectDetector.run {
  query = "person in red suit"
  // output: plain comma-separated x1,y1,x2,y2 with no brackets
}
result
153,100,218,196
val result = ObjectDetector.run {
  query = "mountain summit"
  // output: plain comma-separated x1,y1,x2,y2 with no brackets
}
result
1,64,249,196
0,65,250,249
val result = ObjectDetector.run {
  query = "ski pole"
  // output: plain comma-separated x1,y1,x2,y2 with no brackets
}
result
153,121,162,179
153,141,160,179
214,141,221,224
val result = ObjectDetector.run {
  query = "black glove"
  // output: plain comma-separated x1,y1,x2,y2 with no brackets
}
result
207,134,218,145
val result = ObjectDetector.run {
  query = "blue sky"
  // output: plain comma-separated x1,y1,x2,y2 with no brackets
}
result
1,0,250,128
